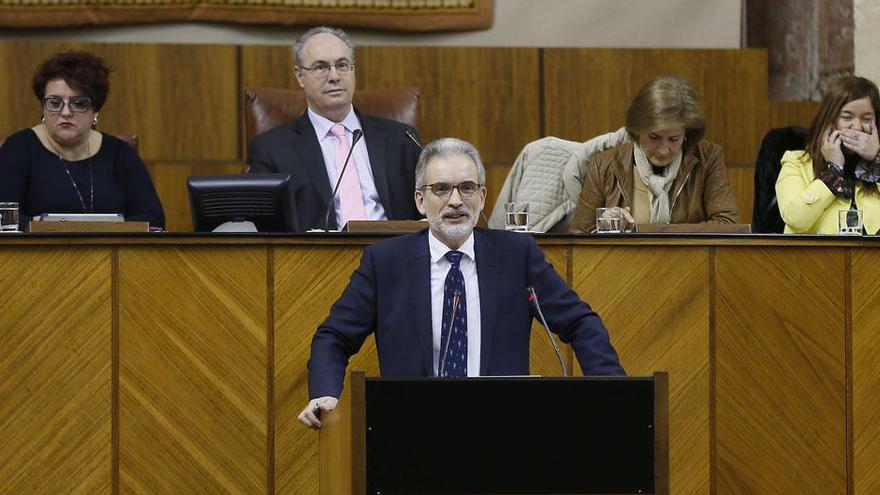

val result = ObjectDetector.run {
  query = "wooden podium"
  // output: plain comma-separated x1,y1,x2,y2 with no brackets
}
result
320,371,669,495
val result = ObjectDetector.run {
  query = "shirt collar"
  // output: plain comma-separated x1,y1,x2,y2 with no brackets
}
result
307,106,361,141
428,229,476,264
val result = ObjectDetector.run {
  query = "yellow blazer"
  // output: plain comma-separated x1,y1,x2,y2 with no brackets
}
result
776,150,880,234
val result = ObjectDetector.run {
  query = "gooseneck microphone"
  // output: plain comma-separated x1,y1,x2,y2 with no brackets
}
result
405,129,422,149
527,286,567,377
438,290,462,377
323,128,364,232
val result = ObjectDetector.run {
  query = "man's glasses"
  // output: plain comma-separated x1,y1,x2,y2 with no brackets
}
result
298,61,355,77
419,181,483,198
42,96,92,113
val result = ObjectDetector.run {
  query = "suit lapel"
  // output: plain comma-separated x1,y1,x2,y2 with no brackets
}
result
359,112,393,217
474,229,499,375
292,113,336,226
407,231,434,376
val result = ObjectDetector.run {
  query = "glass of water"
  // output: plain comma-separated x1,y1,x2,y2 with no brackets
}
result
0,202,20,232
595,207,622,233
838,209,863,236
504,202,530,231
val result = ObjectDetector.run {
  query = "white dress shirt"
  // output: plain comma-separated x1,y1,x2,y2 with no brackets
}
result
308,107,387,225
428,230,482,377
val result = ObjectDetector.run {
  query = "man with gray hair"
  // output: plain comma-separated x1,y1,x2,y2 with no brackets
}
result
248,26,422,231
299,137,624,428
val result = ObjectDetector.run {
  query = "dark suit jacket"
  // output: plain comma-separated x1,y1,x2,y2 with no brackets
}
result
308,228,625,399
247,109,422,231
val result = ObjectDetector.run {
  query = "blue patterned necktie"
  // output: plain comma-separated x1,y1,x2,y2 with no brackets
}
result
439,250,467,377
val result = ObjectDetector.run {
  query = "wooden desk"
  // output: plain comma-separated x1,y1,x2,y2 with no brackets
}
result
0,232,877,494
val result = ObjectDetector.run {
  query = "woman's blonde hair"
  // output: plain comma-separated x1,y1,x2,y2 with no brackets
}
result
625,75,706,151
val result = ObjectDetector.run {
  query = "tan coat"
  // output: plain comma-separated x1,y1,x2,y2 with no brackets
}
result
570,141,739,233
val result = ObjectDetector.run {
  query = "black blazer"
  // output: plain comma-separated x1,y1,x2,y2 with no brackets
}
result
247,109,422,231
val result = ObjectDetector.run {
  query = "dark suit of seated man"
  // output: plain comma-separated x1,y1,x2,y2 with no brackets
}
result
248,26,421,232
298,137,625,428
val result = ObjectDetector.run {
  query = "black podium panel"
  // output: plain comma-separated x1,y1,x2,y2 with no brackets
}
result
365,377,655,494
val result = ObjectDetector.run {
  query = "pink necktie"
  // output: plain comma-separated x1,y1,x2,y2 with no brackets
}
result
330,124,366,227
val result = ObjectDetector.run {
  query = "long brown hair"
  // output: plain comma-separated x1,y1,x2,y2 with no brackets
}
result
805,76,880,178
625,75,706,152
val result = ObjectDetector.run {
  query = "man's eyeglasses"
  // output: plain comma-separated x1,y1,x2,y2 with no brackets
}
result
298,61,355,77
419,181,483,198
42,96,92,113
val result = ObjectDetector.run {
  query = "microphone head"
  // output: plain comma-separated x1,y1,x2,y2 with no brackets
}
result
352,128,364,143
405,129,422,148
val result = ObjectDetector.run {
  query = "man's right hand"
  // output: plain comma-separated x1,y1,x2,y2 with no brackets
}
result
298,396,338,429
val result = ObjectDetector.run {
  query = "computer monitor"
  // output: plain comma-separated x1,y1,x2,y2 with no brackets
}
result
187,173,297,232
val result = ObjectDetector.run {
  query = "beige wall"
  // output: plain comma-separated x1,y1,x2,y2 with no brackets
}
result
1,0,743,47
856,0,880,81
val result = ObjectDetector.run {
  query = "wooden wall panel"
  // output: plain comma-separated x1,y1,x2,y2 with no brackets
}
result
715,247,846,494
727,162,755,225
147,161,248,232
118,246,267,493
571,245,710,494
273,245,374,495
358,46,541,167
95,44,240,162
852,248,880,494
0,246,112,494
241,45,295,94
544,49,770,166
0,43,240,162
0,43,60,134
770,100,822,129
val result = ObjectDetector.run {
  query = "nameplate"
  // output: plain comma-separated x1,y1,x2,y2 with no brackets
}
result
635,223,752,234
29,221,150,233
343,220,427,234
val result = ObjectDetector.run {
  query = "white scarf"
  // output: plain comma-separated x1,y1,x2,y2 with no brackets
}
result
633,143,683,224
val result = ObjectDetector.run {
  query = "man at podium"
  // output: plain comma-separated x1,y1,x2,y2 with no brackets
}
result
299,138,625,428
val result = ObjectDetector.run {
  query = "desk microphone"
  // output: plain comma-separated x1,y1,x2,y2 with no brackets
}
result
405,129,422,149
323,128,364,232
438,289,462,377
527,286,567,376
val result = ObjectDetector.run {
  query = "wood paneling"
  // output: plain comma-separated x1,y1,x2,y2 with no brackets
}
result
118,246,267,493
273,244,373,495
572,245,710,494
544,49,770,166
770,100,822,129
2,236,876,494
356,46,541,166
94,44,240,162
727,162,755,225
715,246,846,494
241,45,296,94
852,248,880,494
146,161,248,232
0,246,112,494
0,43,240,162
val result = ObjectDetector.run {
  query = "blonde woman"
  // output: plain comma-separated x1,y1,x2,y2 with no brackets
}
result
570,75,738,232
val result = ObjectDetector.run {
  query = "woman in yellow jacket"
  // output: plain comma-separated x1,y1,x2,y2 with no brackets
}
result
776,76,880,234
